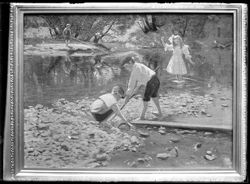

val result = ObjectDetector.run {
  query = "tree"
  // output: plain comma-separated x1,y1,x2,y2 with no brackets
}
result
138,14,160,34
36,14,137,43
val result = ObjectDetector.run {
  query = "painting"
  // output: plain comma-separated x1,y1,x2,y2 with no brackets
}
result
3,3,247,182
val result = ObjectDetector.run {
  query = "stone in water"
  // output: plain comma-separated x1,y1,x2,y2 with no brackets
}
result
138,130,150,138
156,153,170,160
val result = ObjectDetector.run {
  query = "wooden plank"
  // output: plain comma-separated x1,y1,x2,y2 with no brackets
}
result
131,120,232,131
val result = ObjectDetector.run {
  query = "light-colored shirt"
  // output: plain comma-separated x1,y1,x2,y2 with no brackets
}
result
90,93,117,114
168,34,181,44
99,93,117,108
164,43,192,60
126,63,155,96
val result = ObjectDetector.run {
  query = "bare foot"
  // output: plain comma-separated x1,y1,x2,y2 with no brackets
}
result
152,112,160,117
156,115,164,121
135,117,146,121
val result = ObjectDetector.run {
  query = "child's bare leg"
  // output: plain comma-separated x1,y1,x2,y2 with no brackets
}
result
139,101,148,120
152,96,163,117
81,109,95,121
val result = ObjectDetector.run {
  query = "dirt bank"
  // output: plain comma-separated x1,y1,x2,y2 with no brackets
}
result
24,85,232,169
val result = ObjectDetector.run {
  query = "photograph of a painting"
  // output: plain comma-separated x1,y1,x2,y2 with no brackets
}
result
3,3,247,182
23,12,233,169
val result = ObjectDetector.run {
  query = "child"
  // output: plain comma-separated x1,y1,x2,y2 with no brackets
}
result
121,56,163,120
161,31,194,82
90,85,132,127
90,32,102,44
63,24,71,47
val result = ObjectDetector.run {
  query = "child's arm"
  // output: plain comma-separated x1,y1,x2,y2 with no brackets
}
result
161,36,165,46
111,104,130,124
168,35,174,44
188,58,195,65
183,45,194,65
62,29,65,36
161,36,173,52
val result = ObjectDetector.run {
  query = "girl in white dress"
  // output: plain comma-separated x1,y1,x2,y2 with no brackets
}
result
161,33,194,82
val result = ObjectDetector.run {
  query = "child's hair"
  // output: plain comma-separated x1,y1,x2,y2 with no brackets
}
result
112,85,125,98
120,56,136,67
172,28,180,35
173,35,184,48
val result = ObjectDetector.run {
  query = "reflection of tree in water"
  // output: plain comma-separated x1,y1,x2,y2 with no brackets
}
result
24,55,48,102
47,56,68,85
45,54,121,92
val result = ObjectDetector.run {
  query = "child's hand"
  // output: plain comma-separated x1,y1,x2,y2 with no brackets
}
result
161,36,165,42
126,121,134,128
189,60,195,65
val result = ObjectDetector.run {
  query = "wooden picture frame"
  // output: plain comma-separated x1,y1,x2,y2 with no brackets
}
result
3,3,247,182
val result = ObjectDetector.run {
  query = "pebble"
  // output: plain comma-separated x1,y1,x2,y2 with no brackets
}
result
131,147,137,152
123,147,129,151
206,114,212,117
204,154,217,161
180,130,197,134
167,147,178,157
137,158,145,163
181,103,187,107
59,121,72,125
204,132,213,135
61,144,70,151
201,109,206,114
96,153,109,161
206,150,213,155
37,124,50,131
131,136,140,144
156,153,170,160
130,161,138,167
89,133,95,138
190,155,195,159
27,148,34,153
208,97,214,101
88,162,101,168
71,132,80,136
223,157,232,167
138,130,150,138
42,120,52,124
159,126,166,130
144,155,152,161
70,136,79,140
170,137,181,143
158,129,166,135
221,104,229,107
193,143,202,151
101,161,109,167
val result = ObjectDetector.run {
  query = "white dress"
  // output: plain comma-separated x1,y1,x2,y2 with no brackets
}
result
164,42,192,75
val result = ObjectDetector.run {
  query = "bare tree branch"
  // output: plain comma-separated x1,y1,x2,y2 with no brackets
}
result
181,16,190,38
100,20,115,39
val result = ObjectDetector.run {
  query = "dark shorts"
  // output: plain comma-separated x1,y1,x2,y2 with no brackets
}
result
65,36,70,41
91,109,113,122
143,75,160,102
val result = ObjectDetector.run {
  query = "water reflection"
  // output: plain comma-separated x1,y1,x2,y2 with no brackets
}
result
23,54,130,107
23,50,231,107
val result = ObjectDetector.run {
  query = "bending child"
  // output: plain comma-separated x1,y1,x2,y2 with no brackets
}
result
121,56,163,120
90,85,132,127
